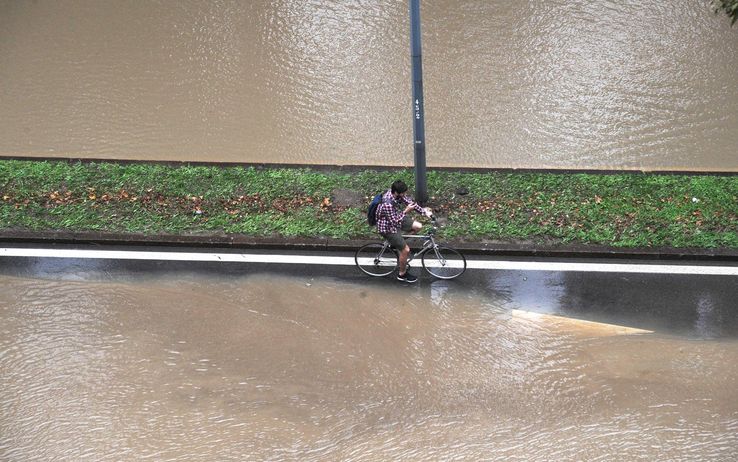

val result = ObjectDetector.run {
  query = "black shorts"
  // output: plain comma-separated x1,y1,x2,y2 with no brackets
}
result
381,216,415,250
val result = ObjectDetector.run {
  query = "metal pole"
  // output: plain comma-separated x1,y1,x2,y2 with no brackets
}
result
410,0,428,204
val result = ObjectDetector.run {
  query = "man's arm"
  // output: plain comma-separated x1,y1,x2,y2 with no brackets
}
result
400,195,429,216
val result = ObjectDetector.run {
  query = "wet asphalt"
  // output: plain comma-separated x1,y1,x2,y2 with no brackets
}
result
2,243,737,340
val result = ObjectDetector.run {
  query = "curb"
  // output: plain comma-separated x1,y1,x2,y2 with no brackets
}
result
1,230,737,262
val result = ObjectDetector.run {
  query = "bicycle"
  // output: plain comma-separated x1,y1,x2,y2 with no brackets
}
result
355,217,466,280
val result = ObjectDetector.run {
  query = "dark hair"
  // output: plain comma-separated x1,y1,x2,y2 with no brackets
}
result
391,180,408,194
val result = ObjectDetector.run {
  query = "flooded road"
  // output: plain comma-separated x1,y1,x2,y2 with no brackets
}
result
2,257,738,460
1,0,737,170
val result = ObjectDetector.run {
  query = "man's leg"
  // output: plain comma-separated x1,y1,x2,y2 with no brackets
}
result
402,215,423,235
384,232,410,275
386,229,417,282
398,244,411,276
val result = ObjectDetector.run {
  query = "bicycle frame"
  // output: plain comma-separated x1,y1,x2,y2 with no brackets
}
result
377,232,441,264
355,217,466,279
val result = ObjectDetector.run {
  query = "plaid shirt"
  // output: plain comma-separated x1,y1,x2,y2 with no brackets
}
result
375,190,425,234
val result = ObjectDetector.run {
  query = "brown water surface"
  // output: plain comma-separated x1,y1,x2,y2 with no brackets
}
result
2,272,737,460
1,0,737,170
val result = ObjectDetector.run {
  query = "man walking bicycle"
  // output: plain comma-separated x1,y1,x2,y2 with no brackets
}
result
374,180,432,283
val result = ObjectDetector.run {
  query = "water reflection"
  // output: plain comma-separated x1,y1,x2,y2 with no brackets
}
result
485,271,566,314
694,293,721,339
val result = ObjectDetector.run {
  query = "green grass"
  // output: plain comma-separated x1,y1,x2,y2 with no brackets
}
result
1,159,736,249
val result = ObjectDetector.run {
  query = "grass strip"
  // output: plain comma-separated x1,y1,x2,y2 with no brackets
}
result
1,159,736,249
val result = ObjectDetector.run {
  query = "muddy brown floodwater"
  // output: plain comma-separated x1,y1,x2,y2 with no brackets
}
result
1,271,737,461
1,0,737,170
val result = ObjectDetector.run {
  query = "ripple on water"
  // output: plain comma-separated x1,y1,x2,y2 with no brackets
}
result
1,0,736,169
1,273,738,460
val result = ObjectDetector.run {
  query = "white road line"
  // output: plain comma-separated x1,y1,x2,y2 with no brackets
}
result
466,260,738,276
0,248,355,266
1,247,737,276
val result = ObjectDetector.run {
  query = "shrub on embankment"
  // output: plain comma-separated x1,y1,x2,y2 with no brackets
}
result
1,160,736,249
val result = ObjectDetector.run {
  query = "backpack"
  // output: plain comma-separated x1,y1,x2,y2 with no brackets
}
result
367,192,384,226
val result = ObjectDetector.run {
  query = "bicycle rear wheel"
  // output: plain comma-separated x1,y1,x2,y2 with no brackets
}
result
421,245,466,279
355,243,398,277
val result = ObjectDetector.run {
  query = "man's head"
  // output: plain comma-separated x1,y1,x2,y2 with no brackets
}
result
391,180,408,197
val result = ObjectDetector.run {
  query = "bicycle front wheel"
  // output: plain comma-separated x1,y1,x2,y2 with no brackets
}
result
422,245,466,279
355,243,398,277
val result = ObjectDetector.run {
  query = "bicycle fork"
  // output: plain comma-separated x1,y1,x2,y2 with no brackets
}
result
430,245,447,266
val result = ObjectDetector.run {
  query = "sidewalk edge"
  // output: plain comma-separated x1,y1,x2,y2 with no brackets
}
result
1,230,737,262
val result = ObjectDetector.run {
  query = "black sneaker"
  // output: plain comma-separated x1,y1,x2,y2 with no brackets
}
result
397,272,418,283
